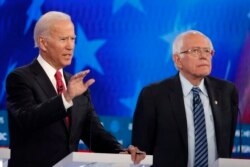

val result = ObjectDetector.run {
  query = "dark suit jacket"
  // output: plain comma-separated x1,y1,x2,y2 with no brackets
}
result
6,60,123,167
132,74,238,167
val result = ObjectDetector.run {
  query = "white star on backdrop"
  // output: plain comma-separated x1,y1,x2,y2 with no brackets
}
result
74,24,106,74
0,0,5,6
24,0,44,34
120,81,142,116
160,14,195,64
113,0,144,14
0,61,17,103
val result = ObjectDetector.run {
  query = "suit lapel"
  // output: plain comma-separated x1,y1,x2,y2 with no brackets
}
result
30,60,57,97
205,77,223,152
205,77,222,125
169,75,188,148
31,60,70,132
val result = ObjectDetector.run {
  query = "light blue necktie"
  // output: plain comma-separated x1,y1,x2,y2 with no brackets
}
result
192,87,208,167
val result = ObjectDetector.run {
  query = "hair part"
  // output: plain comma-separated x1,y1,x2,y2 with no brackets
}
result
33,11,72,48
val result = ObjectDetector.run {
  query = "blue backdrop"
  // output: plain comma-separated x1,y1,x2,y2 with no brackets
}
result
0,0,250,158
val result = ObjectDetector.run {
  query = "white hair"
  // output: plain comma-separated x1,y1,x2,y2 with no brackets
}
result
33,11,72,47
172,30,213,55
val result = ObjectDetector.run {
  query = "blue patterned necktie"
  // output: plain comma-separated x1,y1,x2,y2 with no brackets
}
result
192,87,208,167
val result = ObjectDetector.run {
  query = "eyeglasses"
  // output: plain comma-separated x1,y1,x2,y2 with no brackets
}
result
179,47,214,57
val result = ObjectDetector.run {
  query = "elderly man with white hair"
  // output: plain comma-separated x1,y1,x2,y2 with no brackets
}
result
132,30,239,167
6,11,145,167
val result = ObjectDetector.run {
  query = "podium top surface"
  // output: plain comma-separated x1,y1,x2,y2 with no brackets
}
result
54,152,153,167
211,158,250,167
0,148,10,159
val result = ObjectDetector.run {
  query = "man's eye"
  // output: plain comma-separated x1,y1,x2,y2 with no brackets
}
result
192,48,199,53
60,38,67,41
204,49,210,53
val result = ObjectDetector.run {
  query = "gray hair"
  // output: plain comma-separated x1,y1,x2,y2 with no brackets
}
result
33,11,72,47
172,30,213,55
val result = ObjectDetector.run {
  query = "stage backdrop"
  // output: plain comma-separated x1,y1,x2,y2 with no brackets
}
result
0,0,250,158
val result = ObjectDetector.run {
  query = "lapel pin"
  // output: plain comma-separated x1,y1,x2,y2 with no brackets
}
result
214,100,218,105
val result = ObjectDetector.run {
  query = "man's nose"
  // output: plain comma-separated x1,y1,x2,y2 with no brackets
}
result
198,51,209,59
66,39,75,50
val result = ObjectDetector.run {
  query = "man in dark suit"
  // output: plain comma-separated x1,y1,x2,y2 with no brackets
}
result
6,11,145,167
132,30,239,167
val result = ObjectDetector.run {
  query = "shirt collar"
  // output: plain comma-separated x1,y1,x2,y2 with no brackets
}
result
179,73,208,97
37,55,63,81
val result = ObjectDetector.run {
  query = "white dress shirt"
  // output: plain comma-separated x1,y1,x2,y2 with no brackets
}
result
37,55,73,109
179,73,217,167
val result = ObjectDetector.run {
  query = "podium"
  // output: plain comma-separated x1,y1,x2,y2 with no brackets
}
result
0,148,10,167
53,152,153,167
211,158,250,167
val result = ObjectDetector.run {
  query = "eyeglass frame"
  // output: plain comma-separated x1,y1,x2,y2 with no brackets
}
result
178,47,215,57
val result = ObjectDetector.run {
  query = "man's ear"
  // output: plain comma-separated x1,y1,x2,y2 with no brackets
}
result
38,36,47,51
173,54,182,69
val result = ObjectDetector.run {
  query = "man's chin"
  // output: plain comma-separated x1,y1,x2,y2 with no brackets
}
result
63,61,72,67
199,69,211,76
199,72,210,78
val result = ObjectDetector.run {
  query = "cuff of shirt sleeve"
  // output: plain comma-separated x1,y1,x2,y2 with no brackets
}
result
62,93,73,109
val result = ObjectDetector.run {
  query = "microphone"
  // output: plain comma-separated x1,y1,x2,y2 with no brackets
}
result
233,94,242,158
237,106,242,158
84,89,94,152
232,94,241,158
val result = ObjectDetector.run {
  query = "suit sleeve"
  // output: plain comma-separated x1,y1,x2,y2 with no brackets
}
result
132,87,156,154
6,70,67,132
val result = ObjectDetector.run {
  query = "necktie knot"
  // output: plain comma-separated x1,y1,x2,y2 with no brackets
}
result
55,71,62,80
192,87,201,95
55,71,64,95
